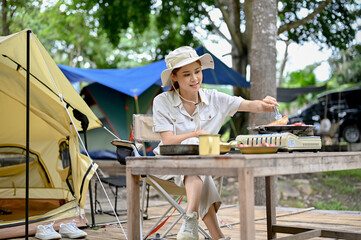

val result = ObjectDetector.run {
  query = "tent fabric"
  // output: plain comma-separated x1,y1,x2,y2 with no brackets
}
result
277,85,328,102
80,83,160,149
58,46,249,98
0,30,102,130
0,29,101,238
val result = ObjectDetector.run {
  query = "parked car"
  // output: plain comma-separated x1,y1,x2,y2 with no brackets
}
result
288,88,361,143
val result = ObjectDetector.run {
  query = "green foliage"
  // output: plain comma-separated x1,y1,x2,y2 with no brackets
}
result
73,0,153,46
279,0,359,49
319,176,355,195
83,0,360,55
35,1,161,68
315,172,361,198
279,199,306,208
221,188,230,197
314,199,353,211
75,0,360,57
310,170,361,211
282,65,318,88
328,44,361,86
323,169,361,181
3,0,360,74
279,64,322,112
72,0,202,60
152,0,205,60
1,0,43,35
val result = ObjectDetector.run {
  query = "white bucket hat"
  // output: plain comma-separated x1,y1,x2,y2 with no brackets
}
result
161,46,214,87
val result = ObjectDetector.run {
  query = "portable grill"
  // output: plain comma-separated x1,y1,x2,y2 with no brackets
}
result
236,132,322,151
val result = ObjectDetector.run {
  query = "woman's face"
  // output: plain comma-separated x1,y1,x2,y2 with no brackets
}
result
172,61,202,94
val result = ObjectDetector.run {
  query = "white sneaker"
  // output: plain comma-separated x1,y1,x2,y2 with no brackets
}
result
219,237,231,240
35,222,61,240
59,220,87,238
177,212,199,240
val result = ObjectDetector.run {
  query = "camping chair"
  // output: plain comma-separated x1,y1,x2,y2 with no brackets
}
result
94,175,126,216
94,141,150,218
112,114,217,239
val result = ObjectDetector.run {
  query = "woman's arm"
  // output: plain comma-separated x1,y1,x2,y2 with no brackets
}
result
238,96,279,113
160,130,210,144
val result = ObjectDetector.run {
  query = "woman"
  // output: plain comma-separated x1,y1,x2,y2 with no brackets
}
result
152,46,279,240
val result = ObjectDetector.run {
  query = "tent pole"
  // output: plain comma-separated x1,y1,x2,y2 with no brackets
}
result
25,29,31,240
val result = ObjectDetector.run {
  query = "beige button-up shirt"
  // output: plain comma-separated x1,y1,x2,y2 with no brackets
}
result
152,88,244,154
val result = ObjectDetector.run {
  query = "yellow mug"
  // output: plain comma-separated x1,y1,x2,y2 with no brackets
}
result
199,134,220,155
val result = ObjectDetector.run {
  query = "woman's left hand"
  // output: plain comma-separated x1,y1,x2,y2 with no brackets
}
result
238,96,280,113
261,96,279,112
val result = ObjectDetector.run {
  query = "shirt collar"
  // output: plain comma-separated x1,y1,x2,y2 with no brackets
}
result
198,88,209,105
169,88,209,107
170,91,182,107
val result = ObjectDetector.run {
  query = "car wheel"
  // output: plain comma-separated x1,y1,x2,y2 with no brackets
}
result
342,124,360,143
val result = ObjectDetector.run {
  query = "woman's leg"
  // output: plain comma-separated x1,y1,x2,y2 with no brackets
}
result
203,203,224,239
184,175,203,215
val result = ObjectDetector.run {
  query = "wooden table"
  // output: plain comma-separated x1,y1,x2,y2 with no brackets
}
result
126,152,361,239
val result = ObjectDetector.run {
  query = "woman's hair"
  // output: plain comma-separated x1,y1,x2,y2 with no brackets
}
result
168,60,201,91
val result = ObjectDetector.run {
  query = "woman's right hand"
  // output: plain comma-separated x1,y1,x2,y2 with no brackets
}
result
194,130,210,137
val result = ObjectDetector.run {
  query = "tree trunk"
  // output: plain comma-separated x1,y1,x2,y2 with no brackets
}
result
1,0,10,36
250,0,278,205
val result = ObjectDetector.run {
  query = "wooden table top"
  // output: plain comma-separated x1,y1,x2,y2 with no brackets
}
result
126,151,361,177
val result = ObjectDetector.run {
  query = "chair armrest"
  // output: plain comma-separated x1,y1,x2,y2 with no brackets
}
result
111,139,141,163
111,139,134,148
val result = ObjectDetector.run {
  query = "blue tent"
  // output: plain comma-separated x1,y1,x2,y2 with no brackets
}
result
59,46,249,98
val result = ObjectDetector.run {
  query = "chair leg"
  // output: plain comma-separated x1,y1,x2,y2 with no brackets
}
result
94,180,98,213
144,196,183,238
146,177,212,239
160,210,185,238
115,186,118,213
145,184,150,217
141,179,148,220
94,180,103,214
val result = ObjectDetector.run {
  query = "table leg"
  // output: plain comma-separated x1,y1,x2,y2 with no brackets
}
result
266,176,277,239
126,167,140,239
238,168,255,240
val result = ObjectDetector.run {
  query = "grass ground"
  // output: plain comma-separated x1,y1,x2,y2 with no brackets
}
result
279,169,361,211
219,169,361,211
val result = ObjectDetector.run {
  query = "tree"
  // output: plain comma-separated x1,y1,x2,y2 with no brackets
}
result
2,0,166,69
1,0,42,35
328,44,361,87
250,0,278,205
4,1,359,73
74,0,359,74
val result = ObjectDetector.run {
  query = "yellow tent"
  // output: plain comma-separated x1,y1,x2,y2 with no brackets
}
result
0,29,102,239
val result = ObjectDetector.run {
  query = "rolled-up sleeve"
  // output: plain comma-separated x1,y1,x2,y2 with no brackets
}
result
153,95,174,133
